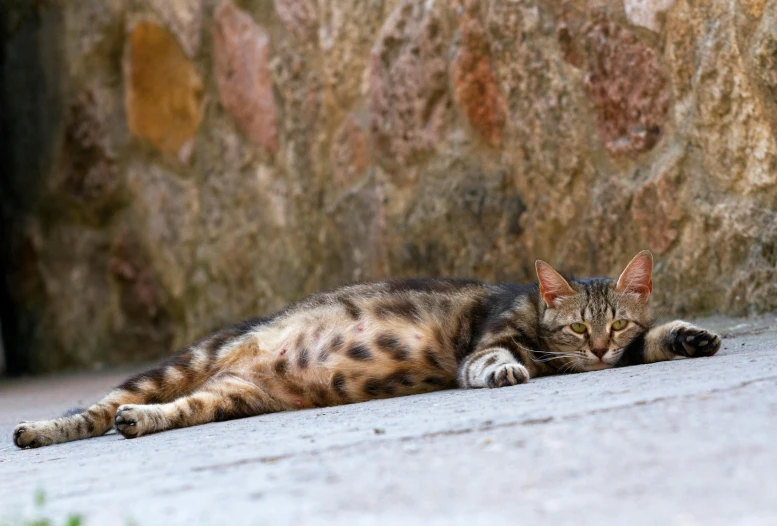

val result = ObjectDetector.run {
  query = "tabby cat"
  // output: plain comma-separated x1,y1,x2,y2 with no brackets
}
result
13,250,720,448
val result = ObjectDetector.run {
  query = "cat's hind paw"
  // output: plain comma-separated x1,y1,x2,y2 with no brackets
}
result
115,405,155,439
670,325,721,358
13,421,56,449
486,363,529,388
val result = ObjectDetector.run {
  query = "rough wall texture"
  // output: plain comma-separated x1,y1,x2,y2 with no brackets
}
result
1,0,776,373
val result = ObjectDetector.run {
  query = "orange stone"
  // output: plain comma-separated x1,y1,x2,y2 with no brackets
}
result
125,22,204,160
451,0,506,147
740,0,766,18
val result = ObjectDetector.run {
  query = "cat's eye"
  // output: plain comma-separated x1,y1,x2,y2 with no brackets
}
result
570,323,587,334
611,319,629,331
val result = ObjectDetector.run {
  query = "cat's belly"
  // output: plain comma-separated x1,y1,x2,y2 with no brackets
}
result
222,313,460,409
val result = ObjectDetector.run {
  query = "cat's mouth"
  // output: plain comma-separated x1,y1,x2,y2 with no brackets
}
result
580,347,625,371
583,361,611,371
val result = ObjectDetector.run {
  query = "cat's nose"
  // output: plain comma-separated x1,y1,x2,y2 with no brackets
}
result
591,348,608,359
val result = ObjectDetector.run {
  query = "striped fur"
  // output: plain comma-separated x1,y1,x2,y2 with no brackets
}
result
13,251,720,448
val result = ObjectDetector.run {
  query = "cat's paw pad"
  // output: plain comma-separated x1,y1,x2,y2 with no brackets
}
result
486,363,529,388
671,326,721,357
13,421,54,449
115,405,152,439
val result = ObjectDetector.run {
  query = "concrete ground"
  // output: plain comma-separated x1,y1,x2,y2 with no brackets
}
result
1,316,776,526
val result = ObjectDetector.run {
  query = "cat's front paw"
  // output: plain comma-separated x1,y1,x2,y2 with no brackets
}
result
670,325,721,358
13,421,55,449
115,405,154,439
486,363,529,388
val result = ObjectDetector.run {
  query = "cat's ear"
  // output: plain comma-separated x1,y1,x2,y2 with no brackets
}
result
615,250,653,301
535,260,576,307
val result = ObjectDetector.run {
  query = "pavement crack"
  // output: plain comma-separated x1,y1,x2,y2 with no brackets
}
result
192,453,294,471
190,375,777,472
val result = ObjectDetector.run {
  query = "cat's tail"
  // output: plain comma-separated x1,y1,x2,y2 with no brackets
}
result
12,344,217,449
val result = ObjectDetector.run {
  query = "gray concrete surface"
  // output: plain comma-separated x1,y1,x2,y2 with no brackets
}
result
1,316,776,526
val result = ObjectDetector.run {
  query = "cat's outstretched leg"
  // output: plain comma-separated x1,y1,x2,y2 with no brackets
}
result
113,372,276,439
641,320,722,363
13,388,147,449
13,345,217,448
457,348,530,388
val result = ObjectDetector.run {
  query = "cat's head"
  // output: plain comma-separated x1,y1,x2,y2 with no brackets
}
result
535,250,653,372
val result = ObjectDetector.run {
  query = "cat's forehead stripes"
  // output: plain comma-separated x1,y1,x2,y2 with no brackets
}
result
573,279,617,323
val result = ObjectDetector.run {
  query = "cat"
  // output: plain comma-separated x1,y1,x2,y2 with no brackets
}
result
12,250,721,448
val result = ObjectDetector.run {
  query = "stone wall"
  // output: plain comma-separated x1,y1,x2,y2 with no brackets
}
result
1,0,776,373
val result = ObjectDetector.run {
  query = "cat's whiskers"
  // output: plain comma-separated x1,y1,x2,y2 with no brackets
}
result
528,350,577,363
528,350,580,365
530,356,569,364
512,336,576,364
533,349,575,356
559,359,583,374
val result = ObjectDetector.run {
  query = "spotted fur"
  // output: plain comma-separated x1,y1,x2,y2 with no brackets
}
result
13,251,720,448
